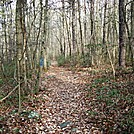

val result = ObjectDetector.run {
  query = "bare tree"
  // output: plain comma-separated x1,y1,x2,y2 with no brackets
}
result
16,0,27,112
77,0,84,55
119,0,126,67
102,0,108,60
130,0,134,71
88,0,95,65
70,0,76,53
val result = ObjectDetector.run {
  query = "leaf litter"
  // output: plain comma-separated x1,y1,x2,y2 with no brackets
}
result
0,66,134,133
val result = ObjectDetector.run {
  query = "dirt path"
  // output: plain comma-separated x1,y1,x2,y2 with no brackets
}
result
38,66,91,133
1,66,133,133
1,66,92,134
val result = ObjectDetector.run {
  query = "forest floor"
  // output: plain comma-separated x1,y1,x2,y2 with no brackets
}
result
0,65,134,134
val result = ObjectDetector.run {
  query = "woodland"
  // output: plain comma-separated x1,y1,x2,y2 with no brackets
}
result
0,0,134,133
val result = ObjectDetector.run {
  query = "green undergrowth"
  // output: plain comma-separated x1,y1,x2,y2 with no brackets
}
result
86,72,134,133
56,53,92,67
56,54,69,66
0,61,39,108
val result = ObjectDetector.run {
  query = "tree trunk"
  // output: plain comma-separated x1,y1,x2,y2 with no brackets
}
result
77,0,84,55
16,1,23,79
2,1,8,62
16,0,27,113
65,11,72,57
119,0,126,67
43,0,48,71
89,0,95,65
71,0,76,53
102,0,107,61
61,0,66,57
84,0,87,46
131,0,134,71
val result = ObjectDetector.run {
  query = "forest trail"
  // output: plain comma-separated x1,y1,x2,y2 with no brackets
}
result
1,66,133,133
1,66,101,134
38,66,91,133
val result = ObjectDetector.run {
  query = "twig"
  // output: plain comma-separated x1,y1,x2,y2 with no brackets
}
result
0,85,19,103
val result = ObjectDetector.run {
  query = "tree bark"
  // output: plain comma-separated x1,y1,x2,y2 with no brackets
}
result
89,0,95,65
84,0,87,46
2,1,8,62
77,0,84,55
16,0,23,113
131,0,134,71
119,0,126,67
16,0,27,112
71,0,76,53
62,0,66,57
102,0,107,60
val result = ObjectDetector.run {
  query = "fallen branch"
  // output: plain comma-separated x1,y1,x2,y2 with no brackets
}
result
0,85,19,103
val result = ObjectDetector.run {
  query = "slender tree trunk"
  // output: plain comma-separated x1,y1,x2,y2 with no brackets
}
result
119,0,126,67
33,0,43,64
77,0,84,55
22,0,27,90
102,0,107,61
65,14,72,57
84,0,87,46
62,0,66,57
2,1,8,62
34,0,43,91
71,0,76,53
8,3,13,62
59,16,63,55
131,0,134,71
16,0,25,113
89,0,95,65
16,0,27,112
43,0,48,71
112,0,118,64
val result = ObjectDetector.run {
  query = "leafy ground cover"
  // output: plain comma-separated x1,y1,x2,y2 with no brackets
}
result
0,66,133,133
85,72,134,133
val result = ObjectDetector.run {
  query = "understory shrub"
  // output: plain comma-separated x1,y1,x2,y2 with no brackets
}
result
57,54,66,66
86,76,134,133
56,53,92,67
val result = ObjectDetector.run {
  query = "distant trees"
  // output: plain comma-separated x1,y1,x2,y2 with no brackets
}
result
0,0,133,68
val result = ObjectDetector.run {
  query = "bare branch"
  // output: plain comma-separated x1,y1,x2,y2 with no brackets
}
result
0,85,19,103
